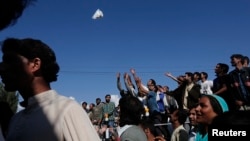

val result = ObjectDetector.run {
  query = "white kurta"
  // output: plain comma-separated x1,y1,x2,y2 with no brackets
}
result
6,90,100,141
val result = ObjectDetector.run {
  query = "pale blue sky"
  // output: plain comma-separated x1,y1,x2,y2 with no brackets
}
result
0,0,250,104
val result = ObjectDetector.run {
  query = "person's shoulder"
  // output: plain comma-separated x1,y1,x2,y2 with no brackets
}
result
148,91,156,95
243,67,250,72
208,80,213,83
179,128,188,135
128,125,146,135
53,92,82,109
123,125,144,133
228,69,238,75
99,102,105,106
179,128,189,140
129,125,142,129
121,125,147,141
193,83,201,89
55,93,77,104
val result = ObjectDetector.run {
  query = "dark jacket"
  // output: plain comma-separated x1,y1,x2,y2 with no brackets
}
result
228,67,250,105
167,82,201,110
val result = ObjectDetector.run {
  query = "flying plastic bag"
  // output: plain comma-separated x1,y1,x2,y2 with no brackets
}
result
92,9,104,19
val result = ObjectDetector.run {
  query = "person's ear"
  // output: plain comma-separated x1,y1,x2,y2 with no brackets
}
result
31,58,41,72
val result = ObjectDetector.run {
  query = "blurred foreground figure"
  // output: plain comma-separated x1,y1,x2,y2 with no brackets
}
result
118,94,147,141
0,0,35,140
0,38,100,141
0,0,35,31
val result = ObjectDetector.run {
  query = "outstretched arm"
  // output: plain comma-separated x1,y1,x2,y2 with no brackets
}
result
124,73,137,97
130,68,148,95
116,72,123,92
164,72,182,83
135,76,149,95
130,68,137,80
130,68,139,90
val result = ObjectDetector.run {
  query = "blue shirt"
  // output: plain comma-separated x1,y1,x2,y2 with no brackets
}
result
147,91,160,114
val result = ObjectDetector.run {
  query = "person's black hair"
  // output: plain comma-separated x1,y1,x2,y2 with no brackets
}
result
149,78,158,92
105,94,111,98
177,109,188,125
140,117,157,136
119,94,145,127
200,72,208,79
185,72,194,81
168,105,178,115
189,103,198,110
193,72,201,79
1,38,60,83
150,79,156,86
82,101,87,105
244,56,249,65
201,94,223,115
218,63,229,73
89,103,95,107
230,54,244,64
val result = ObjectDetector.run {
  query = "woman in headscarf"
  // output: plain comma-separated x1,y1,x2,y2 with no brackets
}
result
195,94,229,141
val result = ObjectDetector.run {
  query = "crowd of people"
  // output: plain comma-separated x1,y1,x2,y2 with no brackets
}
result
0,0,250,141
80,55,250,141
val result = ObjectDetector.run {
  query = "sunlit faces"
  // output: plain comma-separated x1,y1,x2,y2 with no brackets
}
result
189,108,197,126
147,80,155,91
195,96,218,125
105,95,111,102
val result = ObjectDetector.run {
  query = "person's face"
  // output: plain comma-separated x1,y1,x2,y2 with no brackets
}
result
163,86,169,92
189,108,197,126
193,74,199,81
185,74,191,82
147,80,154,91
243,59,249,67
105,96,111,102
230,57,241,67
89,104,94,110
82,103,87,109
200,73,205,79
177,76,185,82
0,53,32,92
195,96,217,125
214,64,222,74
157,86,163,92
96,99,101,105
169,110,178,123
